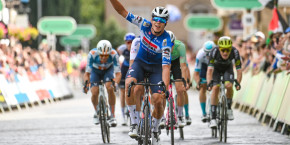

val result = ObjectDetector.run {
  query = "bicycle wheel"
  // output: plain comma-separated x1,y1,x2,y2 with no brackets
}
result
106,103,110,143
223,97,228,143
219,102,224,142
169,98,174,145
143,105,150,145
99,98,107,143
179,127,184,140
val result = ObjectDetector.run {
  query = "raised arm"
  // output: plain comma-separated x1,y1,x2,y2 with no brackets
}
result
110,0,128,18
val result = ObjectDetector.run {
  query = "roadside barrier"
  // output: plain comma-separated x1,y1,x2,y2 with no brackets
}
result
0,70,73,113
233,71,289,136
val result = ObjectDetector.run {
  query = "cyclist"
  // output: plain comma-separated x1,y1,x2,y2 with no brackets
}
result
207,36,242,128
83,40,121,127
109,1,173,144
193,41,215,123
130,31,189,128
117,33,136,126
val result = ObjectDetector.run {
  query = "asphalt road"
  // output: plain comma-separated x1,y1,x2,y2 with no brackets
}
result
0,85,289,145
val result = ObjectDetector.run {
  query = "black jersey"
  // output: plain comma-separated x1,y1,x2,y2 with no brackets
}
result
208,46,242,72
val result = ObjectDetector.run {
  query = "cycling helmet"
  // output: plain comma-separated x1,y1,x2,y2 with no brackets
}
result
218,36,232,48
152,6,169,20
203,41,215,53
124,33,136,41
166,30,175,43
96,40,112,55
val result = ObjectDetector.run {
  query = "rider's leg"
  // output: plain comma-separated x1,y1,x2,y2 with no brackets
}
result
211,85,219,119
225,82,233,109
175,81,185,117
125,77,138,123
106,82,116,117
199,83,207,116
184,91,189,117
152,93,165,132
91,86,99,112
134,85,143,123
120,88,126,118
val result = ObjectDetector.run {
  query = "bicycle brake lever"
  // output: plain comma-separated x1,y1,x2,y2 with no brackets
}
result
127,81,135,97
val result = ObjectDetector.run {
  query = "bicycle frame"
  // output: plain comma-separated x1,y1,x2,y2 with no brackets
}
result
165,82,177,129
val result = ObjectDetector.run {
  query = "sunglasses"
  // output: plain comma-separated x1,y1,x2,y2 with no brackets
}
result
152,17,167,23
100,54,109,58
220,48,231,53
126,41,132,44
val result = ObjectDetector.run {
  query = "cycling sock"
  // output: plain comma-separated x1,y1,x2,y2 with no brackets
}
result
136,111,140,123
121,107,125,118
152,117,161,132
128,105,138,125
211,105,217,119
178,106,183,117
184,104,189,117
227,98,232,109
200,102,206,116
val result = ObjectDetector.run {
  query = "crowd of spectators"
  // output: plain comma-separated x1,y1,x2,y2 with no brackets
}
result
232,28,290,78
0,38,87,86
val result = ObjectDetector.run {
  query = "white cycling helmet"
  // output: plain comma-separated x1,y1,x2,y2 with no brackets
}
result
96,40,112,55
203,41,215,53
152,6,169,20
166,30,175,43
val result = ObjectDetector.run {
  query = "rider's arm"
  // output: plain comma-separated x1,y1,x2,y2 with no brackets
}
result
193,50,203,84
84,50,94,82
129,38,140,67
112,49,121,84
207,49,216,85
109,0,128,18
233,47,243,84
178,41,189,84
181,63,188,82
193,71,200,85
162,64,171,89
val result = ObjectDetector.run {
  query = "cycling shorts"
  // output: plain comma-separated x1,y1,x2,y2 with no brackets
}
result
212,65,234,86
126,58,162,94
90,66,114,87
119,64,129,89
171,57,182,80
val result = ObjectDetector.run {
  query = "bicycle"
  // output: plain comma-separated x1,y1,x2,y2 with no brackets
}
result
127,73,167,145
83,80,116,143
165,78,186,144
207,75,240,143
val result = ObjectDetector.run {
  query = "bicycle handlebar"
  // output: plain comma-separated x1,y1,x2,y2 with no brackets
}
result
207,79,241,91
170,78,186,88
127,81,167,98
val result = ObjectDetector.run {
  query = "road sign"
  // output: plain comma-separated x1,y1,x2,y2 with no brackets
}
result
242,13,256,27
184,15,222,31
211,0,263,10
0,0,4,11
72,24,96,39
60,36,81,47
37,16,77,35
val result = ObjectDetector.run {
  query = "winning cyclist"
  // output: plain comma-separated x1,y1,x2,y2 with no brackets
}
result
117,33,136,126
109,1,173,144
83,40,121,127
193,41,215,123
207,36,242,128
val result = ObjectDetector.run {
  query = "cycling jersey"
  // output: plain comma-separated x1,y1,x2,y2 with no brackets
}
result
118,44,130,67
194,49,209,72
126,12,173,65
130,38,188,65
171,40,187,64
208,47,242,72
130,38,140,60
85,48,121,73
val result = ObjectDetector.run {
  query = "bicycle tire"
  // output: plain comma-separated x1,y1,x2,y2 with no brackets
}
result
143,105,150,145
169,98,174,145
223,97,227,143
106,103,110,143
99,98,107,143
219,102,224,142
179,127,184,140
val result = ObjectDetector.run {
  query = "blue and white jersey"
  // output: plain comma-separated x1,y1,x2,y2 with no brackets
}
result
85,48,121,73
126,12,173,65
118,44,130,67
194,49,208,72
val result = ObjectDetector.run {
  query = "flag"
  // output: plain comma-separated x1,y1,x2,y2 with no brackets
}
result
268,7,289,33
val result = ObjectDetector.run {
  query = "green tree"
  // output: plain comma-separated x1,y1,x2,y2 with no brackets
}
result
79,0,125,50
